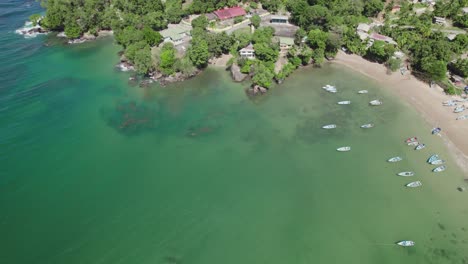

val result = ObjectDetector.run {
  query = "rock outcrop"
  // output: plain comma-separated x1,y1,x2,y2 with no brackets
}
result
230,63,247,82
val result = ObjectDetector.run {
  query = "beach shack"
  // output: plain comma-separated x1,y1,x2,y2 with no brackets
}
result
433,16,447,26
160,24,191,46
273,36,294,49
356,23,371,41
270,15,289,24
239,43,255,59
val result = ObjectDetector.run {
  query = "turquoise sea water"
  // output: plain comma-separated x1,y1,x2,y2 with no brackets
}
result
1,2,468,264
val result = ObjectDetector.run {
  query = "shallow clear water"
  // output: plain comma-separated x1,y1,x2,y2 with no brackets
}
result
1,2,468,264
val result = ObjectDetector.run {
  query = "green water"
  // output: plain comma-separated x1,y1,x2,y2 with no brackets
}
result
2,6,468,263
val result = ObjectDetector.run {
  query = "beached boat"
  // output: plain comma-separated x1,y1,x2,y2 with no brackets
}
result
405,137,418,143
433,165,446,172
397,241,415,247
369,100,383,106
430,159,445,165
388,156,403,162
427,154,440,163
443,100,457,106
406,181,422,188
358,90,368,94
337,100,351,105
415,143,426,150
431,127,441,135
407,141,419,146
360,123,374,128
398,171,415,176
322,124,337,129
454,105,465,113
456,115,468,120
337,146,351,152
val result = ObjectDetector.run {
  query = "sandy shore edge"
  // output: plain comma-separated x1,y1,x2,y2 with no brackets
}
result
333,51,468,179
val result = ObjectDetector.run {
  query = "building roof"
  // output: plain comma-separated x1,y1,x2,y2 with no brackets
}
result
160,25,191,40
214,6,246,20
357,23,371,32
370,33,397,45
240,43,254,52
271,15,289,20
205,13,218,21
277,36,294,45
357,31,369,40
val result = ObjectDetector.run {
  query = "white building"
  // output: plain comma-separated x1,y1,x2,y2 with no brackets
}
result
160,24,191,46
356,23,371,41
239,43,255,59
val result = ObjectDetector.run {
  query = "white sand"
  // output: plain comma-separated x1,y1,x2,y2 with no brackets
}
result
334,51,468,177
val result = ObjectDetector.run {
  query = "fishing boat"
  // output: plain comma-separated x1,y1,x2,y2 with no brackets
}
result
337,146,351,152
407,141,419,146
397,241,415,247
398,171,415,176
443,100,457,106
322,85,337,93
427,154,440,163
369,100,383,106
388,156,402,162
358,90,368,94
322,124,337,129
337,100,351,105
431,127,441,135
454,105,465,113
430,159,445,165
456,115,468,120
433,165,446,172
406,181,422,188
360,123,374,128
415,143,426,150
405,137,418,143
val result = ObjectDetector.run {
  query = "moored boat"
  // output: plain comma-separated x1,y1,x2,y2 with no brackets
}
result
405,137,418,143
337,100,351,105
433,165,446,172
407,141,419,146
406,181,422,188
456,115,468,120
322,124,337,129
427,154,440,163
397,241,415,247
337,146,351,152
369,100,383,106
388,156,402,162
398,171,415,176
415,143,426,150
430,159,445,165
360,123,374,128
431,127,441,135
358,90,368,94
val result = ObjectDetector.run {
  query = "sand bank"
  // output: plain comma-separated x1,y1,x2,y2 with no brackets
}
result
334,51,468,178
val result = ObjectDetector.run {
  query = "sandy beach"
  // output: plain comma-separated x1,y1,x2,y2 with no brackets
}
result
334,51,468,178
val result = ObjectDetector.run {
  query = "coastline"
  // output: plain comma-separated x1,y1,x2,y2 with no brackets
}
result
333,51,468,178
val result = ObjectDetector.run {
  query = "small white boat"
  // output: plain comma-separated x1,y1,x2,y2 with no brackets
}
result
454,106,465,113
443,100,457,106
358,90,368,94
430,159,445,165
407,141,419,146
415,143,426,150
322,124,337,129
456,115,468,120
398,171,415,177
337,101,351,105
397,241,415,247
427,154,440,163
431,127,441,135
322,85,337,93
388,156,402,162
360,123,374,128
433,165,446,172
406,181,422,188
369,100,383,106
405,137,418,143
337,146,351,152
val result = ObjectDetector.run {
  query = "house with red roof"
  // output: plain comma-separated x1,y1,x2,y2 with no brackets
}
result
213,6,246,20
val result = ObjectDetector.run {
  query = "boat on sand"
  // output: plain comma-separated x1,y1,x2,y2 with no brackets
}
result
322,124,337,129
398,171,415,176
406,181,422,188
454,105,465,113
397,241,415,247
337,146,351,152
456,115,468,120
388,156,402,162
